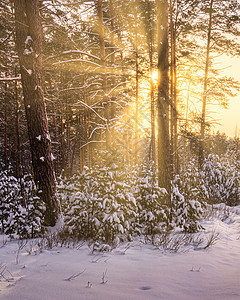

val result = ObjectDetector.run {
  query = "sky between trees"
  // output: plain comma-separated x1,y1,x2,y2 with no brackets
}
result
216,55,240,136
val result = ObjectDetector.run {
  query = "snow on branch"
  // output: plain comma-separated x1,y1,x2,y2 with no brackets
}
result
45,50,100,62
0,76,21,81
52,59,102,69
76,99,107,123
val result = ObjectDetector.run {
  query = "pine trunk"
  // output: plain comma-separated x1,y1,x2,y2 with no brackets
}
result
97,0,109,151
199,0,214,168
4,81,8,169
14,73,22,178
60,71,65,172
14,0,59,226
134,6,139,164
157,0,171,202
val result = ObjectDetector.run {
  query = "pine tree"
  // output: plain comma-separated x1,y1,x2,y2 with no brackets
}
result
14,0,59,226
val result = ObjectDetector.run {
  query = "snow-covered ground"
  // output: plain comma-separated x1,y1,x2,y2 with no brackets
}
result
1,205,240,300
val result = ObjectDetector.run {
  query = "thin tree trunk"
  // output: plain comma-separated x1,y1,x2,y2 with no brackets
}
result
79,113,84,173
60,71,65,171
173,26,179,174
4,81,8,170
183,81,191,171
169,0,174,177
97,0,109,153
199,0,214,168
134,4,139,164
157,0,171,203
65,86,70,176
109,0,116,128
14,69,22,178
84,87,90,168
14,0,59,226
149,14,156,175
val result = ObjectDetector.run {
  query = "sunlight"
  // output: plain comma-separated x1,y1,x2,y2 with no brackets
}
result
151,69,159,85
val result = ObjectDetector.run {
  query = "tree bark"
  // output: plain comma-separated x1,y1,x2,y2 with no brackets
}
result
199,0,214,168
148,7,156,174
14,68,22,178
14,0,59,226
157,0,171,203
65,85,71,176
4,80,8,170
134,5,139,164
169,0,179,176
60,71,65,172
97,0,109,153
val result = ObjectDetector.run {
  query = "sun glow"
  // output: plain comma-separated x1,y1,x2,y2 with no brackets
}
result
151,69,159,85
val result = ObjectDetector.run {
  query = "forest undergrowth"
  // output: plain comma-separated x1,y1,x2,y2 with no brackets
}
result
1,152,240,251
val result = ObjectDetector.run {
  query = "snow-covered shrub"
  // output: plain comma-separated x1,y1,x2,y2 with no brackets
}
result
0,170,19,233
0,171,45,238
60,162,207,245
59,166,138,245
200,154,240,206
171,175,204,233
135,164,169,236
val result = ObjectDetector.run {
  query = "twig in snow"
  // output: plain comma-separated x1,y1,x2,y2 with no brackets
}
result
204,231,219,249
64,269,86,281
76,241,85,250
16,240,28,264
190,266,201,272
101,269,108,284
0,236,8,248
91,254,105,263
87,281,92,288
0,263,14,281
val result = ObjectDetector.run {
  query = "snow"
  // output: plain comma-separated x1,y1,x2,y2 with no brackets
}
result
36,135,41,141
0,77,21,81
25,36,32,45
23,49,33,56
46,134,51,142
35,85,41,91
22,66,32,76
0,206,240,299
27,69,32,76
39,157,45,162
23,36,33,56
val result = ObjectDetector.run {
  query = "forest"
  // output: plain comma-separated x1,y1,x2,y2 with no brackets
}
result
0,0,240,248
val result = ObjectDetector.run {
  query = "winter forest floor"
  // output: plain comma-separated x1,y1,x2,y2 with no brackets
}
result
0,205,240,300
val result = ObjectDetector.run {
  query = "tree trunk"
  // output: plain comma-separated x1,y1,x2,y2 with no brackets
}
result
134,6,139,164
14,70,22,178
109,0,116,123
4,81,8,170
84,87,90,168
173,26,179,174
79,113,84,173
97,0,109,152
65,85,71,176
199,0,214,168
157,0,171,203
169,0,179,176
149,16,156,174
14,0,59,226
60,71,65,172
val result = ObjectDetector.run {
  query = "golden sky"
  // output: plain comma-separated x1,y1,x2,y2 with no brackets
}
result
214,56,240,137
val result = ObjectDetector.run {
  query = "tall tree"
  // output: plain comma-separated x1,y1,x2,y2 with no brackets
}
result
157,0,171,202
199,0,214,168
14,0,59,226
169,0,179,175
